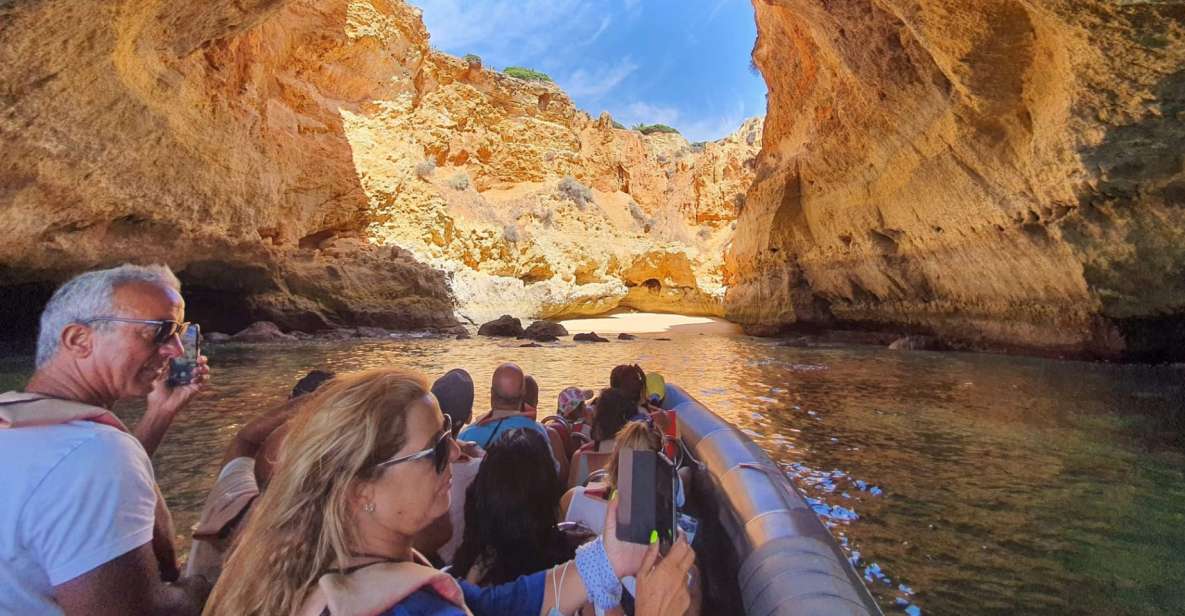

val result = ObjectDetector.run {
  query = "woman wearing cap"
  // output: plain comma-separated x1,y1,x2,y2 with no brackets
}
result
553,386,594,459
204,367,693,616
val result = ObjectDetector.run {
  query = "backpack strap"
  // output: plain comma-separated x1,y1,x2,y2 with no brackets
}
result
297,560,473,616
0,391,127,432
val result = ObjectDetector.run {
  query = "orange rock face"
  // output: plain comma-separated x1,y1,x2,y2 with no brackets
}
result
0,0,457,333
341,29,761,323
0,0,757,333
727,0,1185,359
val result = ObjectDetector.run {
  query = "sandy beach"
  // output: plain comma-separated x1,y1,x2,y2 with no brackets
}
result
556,312,742,336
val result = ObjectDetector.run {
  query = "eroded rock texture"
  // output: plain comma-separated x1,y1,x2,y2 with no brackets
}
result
727,0,1185,359
0,0,459,335
0,0,759,336
351,54,761,323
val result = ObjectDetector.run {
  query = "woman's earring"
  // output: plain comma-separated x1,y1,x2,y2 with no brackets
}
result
363,502,376,513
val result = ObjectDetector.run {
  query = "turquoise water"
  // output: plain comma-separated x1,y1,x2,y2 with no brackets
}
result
2,329,1183,614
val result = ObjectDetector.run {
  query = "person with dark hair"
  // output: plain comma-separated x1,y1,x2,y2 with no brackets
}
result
290,369,334,399
521,374,539,418
568,388,635,487
609,364,649,420
451,428,573,586
426,369,481,564
431,369,474,436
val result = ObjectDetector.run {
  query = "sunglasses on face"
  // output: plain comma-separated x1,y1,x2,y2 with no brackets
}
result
85,317,190,345
376,415,453,474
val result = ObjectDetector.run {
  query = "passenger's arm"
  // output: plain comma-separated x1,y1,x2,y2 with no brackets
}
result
54,543,209,616
220,397,299,465
546,426,570,483
138,355,209,456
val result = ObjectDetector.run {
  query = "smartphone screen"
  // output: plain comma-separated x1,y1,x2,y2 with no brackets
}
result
166,324,200,387
615,448,677,551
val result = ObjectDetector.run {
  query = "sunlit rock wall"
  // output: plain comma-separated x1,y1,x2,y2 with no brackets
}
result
0,0,458,333
727,0,1185,359
0,0,760,334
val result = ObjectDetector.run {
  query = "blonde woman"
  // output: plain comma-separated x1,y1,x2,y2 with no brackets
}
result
204,367,691,616
561,422,663,535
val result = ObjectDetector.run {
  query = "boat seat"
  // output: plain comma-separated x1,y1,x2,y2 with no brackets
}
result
567,450,611,489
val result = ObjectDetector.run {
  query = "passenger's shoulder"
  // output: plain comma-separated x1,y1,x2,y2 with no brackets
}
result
58,422,151,473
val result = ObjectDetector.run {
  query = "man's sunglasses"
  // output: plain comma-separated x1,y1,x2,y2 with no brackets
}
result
85,318,190,345
376,415,453,474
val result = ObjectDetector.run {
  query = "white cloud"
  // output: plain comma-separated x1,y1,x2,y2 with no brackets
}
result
582,16,613,46
560,57,639,99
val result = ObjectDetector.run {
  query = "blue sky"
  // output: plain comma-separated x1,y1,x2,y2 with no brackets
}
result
409,0,767,142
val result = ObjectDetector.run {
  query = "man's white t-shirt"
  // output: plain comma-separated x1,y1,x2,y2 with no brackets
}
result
0,420,156,615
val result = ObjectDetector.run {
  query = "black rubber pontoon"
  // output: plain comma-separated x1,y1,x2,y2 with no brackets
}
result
666,384,882,616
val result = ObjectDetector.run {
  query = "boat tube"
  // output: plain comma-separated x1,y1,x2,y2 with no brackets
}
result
665,384,883,616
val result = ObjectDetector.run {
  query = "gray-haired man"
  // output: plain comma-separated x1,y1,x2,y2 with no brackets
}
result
0,264,210,615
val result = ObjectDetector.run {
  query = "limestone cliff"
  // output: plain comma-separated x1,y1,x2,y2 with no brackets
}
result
0,0,758,335
0,0,458,334
727,0,1185,360
346,51,760,323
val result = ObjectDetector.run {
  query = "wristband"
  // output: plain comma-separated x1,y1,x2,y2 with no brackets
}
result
574,536,622,610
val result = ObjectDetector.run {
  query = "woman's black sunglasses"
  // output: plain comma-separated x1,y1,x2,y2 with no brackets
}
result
85,317,190,345
376,415,453,474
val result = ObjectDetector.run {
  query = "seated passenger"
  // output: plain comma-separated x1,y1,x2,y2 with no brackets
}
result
186,370,334,581
551,386,594,459
458,363,562,472
644,372,665,408
451,428,575,585
0,264,210,615
426,368,480,564
203,367,690,616
562,421,663,535
567,387,634,488
609,364,651,420
521,374,539,419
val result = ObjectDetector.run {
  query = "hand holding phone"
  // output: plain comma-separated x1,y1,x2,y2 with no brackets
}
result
167,324,201,387
615,448,677,553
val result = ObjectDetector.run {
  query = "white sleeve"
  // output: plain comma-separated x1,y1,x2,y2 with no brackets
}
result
22,428,157,585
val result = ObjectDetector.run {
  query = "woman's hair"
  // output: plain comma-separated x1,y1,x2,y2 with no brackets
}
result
591,387,634,445
451,428,572,585
609,364,646,405
604,421,663,491
204,367,432,616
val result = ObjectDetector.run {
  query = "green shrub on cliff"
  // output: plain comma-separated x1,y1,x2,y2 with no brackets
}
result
463,53,482,65
612,120,626,129
503,66,552,82
633,123,680,136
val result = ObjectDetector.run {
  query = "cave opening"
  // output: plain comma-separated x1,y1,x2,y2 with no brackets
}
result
0,280,58,357
174,260,282,335
641,278,662,292
177,282,258,336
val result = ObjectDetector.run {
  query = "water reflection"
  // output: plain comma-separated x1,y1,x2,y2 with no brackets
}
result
3,333,1183,614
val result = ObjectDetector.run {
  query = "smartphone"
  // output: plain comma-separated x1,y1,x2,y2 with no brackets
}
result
166,324,201,387
615,448,677,552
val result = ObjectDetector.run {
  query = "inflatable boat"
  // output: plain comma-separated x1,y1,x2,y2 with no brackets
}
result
665,384,883,615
